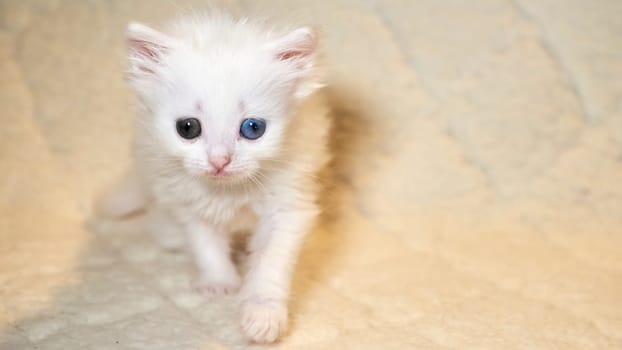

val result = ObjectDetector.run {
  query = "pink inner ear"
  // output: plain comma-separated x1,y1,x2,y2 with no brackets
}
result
129,39,168,60
277,49,307,61
128,40,162,73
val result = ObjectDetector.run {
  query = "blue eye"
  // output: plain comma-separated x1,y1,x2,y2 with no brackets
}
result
240,118,266,140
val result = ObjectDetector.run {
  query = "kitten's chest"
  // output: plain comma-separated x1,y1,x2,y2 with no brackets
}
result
191,194,249,226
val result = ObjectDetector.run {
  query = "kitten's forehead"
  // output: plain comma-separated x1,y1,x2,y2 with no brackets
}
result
161,45,285,117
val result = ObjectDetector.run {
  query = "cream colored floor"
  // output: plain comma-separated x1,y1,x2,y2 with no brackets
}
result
1,1,621,349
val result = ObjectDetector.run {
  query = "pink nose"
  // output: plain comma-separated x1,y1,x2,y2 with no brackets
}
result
209,154,231,171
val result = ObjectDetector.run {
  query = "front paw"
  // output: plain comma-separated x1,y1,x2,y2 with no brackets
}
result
241,299,288,343
195,272,241,297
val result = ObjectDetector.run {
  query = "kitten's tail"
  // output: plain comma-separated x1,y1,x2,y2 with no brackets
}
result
94,170,149,219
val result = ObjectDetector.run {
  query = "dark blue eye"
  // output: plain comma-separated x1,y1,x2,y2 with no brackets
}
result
240,118,266,140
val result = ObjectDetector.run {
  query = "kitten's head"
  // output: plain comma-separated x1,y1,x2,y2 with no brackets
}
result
127,15,319,184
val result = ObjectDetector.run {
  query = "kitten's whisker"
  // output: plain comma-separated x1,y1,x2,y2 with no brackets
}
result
249,172,268,194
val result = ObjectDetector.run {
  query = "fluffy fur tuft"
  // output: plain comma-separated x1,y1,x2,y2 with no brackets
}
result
99,13,330,343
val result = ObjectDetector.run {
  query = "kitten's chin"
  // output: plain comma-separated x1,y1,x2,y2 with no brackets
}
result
203,170,256,186
206,172,239,181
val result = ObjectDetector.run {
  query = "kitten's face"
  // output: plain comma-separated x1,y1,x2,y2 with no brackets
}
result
147,50,291,183
127,20,317,184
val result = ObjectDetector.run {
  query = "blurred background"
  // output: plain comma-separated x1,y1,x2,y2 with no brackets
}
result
1,1,621,349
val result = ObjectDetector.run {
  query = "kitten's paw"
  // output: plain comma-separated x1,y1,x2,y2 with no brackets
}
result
241,299,288,343
195,272,241,297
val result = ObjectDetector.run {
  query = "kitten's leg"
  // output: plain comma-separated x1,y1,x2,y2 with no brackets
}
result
146,205,185,250
240,201,318,343
185,219,241,296
95,169,148,218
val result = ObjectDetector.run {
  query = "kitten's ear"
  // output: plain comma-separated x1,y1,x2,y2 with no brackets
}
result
126,22,176,80
269,27,322,98
271,27,316,64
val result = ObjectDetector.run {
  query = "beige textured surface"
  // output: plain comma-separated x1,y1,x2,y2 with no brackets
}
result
1,1,621,349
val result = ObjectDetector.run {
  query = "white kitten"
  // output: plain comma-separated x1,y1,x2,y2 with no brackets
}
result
97,13,330,343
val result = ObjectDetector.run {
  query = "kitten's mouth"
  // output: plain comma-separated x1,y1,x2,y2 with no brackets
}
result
207,169,238,180
211,171,231,178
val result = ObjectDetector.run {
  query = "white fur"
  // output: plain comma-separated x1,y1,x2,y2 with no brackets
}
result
101,13,330,343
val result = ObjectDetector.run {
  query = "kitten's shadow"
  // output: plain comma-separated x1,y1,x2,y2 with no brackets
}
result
288,84,374,322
